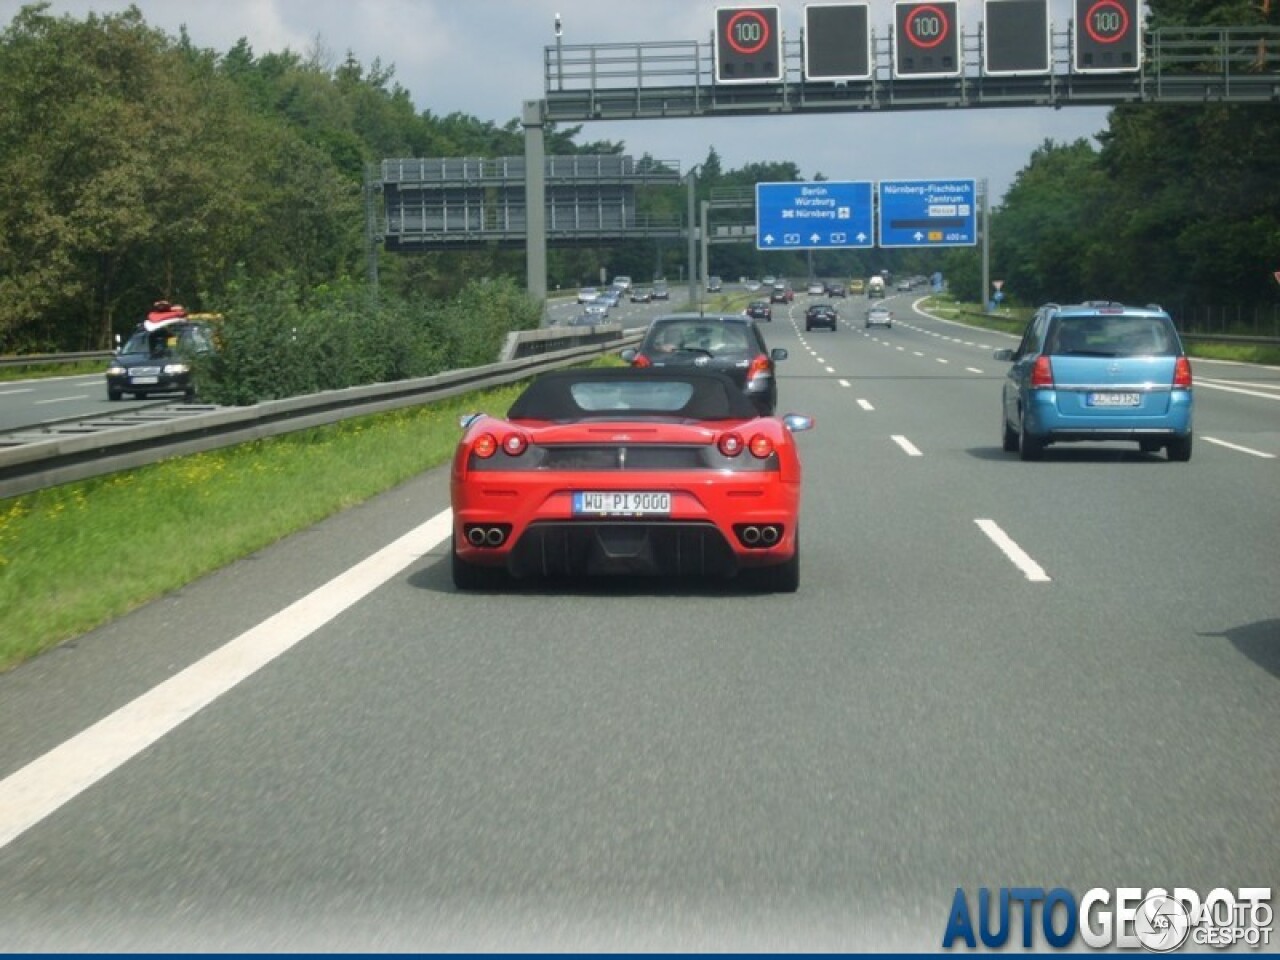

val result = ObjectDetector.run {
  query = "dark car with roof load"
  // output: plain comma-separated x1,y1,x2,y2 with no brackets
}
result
106,320,215,401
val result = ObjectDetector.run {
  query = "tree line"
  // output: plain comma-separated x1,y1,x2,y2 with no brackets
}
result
1,0,1276,358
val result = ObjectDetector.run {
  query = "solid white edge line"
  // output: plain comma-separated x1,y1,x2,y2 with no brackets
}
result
1198,376,1280,390
975,518,1051,582
0,509,455,852
1196,380,1280,402
891,435,922,456
1203,436,1277,459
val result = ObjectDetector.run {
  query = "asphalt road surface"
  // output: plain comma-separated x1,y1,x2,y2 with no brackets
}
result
1,292,1276,950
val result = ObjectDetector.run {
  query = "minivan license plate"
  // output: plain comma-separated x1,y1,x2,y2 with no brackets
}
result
1087,392,1140,407
573,491,670,516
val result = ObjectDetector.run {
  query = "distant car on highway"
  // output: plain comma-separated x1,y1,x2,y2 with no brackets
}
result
770,283,793,304
745,300,772,322
630,286,653,303
706,275,723,293
583,302,610,320
804,304,838,332
896,279,912,291
598,289,621,308
850,278,865,295
865,306,893,329
994,301,1194,461
826,281,847,298
611,275,632,292
806,281,826,296
577,286,600,304
651,280,670,301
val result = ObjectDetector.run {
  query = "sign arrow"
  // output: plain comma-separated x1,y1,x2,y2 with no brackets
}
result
764,234,775,245
810,233,821,244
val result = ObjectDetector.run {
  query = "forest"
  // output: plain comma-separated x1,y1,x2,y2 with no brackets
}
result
1,0,1277,358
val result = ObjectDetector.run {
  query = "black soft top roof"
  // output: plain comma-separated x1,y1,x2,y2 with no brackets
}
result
508,368,759,421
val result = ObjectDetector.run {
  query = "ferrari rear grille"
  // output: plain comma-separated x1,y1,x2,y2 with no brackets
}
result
540,445,707,471
509,521,737,578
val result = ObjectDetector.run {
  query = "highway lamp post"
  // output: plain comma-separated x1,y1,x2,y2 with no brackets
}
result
684,164,703,309
979,178,991,313
700,199,710,302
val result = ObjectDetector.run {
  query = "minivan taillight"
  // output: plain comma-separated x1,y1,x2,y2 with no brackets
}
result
1030,355,1054,388
1173,356,1193,389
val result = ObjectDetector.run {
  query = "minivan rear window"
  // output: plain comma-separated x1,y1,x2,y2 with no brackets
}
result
1048,315,1178,357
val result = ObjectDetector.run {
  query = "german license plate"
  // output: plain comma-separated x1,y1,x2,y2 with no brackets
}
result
130,376,159,385
573,491,670,516
1087,392,1140,407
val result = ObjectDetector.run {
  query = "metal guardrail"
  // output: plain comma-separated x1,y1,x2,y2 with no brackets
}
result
0,350,112,369
1179,332,1280,346
0,326,642,500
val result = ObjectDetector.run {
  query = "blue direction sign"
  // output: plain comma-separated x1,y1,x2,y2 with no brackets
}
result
755,181,874,251
878,179,977,247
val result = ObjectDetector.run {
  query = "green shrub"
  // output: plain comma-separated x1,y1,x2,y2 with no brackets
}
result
199,275,543,405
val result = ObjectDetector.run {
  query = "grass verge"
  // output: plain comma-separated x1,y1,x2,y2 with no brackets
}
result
0,360,107,383
0,381,528,672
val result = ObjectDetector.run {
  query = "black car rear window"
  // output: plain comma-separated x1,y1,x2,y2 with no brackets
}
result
645,320,754,354
508,369,759,421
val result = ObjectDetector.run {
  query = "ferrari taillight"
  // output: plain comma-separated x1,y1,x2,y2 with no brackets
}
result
718,432,744,457
749,434,774,458
631,353,652,368
502,432,529,456
473,433,498,458
1173,356,1193,389
1031,355,1054,388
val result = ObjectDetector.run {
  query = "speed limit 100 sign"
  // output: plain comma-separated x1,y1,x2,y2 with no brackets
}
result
715,6,782,83
1074,0,1141,72
894,1,960,77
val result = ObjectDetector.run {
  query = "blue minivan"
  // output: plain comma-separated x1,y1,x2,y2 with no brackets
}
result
995,302,1194,461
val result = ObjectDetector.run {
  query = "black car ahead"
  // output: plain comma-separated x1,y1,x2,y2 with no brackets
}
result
804,304,839,332
106,321,216,401
826,281,847,298
746,300,772,322
620,313,788,415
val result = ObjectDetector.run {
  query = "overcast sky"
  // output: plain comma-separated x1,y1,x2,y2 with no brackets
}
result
11,0,1113,200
